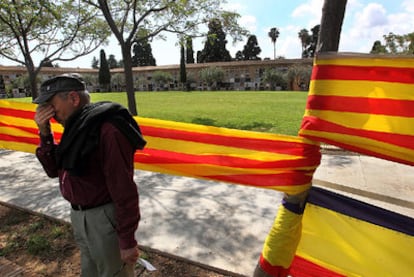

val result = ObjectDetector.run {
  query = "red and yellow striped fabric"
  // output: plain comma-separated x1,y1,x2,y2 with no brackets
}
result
300,53,414,166
0,100,321,195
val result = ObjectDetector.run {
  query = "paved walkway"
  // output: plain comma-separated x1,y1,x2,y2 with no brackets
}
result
0,149,413,276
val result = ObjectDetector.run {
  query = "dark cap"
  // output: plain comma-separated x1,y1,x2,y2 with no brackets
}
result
33,73,86,104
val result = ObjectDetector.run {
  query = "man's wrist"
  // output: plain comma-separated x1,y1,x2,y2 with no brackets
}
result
39,132,54,146
39,130,51,137
37,121,51,137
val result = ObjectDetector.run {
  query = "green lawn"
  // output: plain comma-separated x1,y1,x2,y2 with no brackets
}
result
15,90,310,136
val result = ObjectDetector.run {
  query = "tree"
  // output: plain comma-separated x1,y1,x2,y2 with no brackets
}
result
286,64,312,90
132,29,156,67
262,68,286,90
298,29,310,58
91,56,99,69
198,19,233,63
152,71,173,90
81,74,98,91
111,73,125,92
0,75,5,91
317,0,347,53
99,49,111,91
370,40,388,54
309,25,321,57
235,51,244,61
186,37,195,64
42,58,54,68
107,54,119,69
268,27,280,59
83,0,247,115
180,43,187,90
199,66,224,90
242,35,261,60
371,32,414,54
12,74,34,94
298,25,320,58
0,0,109,99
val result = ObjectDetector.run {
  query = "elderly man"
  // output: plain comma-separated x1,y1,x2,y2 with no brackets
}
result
33,73,146,277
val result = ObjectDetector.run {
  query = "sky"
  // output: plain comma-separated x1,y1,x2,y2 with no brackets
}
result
4,0,414,68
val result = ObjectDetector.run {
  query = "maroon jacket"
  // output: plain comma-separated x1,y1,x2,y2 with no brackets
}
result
36,122,140,249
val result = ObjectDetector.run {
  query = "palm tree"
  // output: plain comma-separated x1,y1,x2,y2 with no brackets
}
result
298,29,310,58
268,27,280,59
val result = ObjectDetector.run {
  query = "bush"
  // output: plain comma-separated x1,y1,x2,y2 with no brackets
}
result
262,68,287,90
199,66,224,90
27,234,50,256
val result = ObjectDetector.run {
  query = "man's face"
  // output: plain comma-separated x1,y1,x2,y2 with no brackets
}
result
48,92,77,126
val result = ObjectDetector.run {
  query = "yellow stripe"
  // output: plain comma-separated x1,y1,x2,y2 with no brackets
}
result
134,162,316,177
0,116,64,135
136,161,312,194
309,80,414,101
304,109,414,136
146,136,302,161
300,129,414,163
262,205,303,267
138,116,318,145
0,100,36,112
298,203,414,276
315,53,414,68
0,126,38,138
0,140,37,153
0,115,39,129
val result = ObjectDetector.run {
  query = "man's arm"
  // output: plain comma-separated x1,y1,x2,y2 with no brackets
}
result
100,122,140,264
34,104,59,177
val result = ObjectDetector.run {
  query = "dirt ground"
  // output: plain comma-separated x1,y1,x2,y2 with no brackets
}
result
0,203,242,277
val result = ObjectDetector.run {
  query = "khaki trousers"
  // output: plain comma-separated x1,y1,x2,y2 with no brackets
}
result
70,203,134,277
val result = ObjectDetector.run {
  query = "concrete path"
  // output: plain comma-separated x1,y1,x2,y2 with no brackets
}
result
314,153,414,218
1,149,413,276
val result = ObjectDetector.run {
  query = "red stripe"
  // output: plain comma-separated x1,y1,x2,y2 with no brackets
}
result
207,171,314,187
301,116,414,150
0,107,36,119
301,133,414,166
307,95,414,117
290,255,346,277
135,148,320,169
140,125,315,155
0,134,39,145
258,254,345,277
311,64,414,84
0,122,39,135
258,254,291,276
300,117,414,165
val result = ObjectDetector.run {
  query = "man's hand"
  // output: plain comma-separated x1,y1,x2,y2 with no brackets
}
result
120,246,140,265
34,104,54,136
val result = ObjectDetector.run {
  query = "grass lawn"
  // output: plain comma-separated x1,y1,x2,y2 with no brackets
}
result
14,90,309,136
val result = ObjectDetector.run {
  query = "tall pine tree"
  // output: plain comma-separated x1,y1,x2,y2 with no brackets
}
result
242,35,261,60
132,31,156,67
198,19,232,63
99,49,111,91
186,37,195,64
180,44,188,90
91,56,99,69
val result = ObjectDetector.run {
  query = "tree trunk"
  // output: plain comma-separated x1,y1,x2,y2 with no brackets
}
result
122,44,138,115
317,0,347,53
26,56,41,100
28,70,38,100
